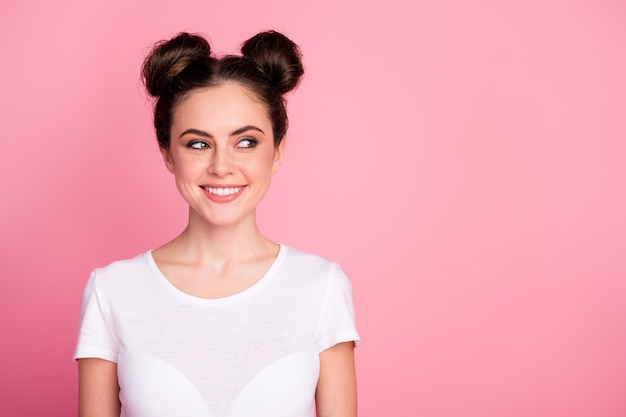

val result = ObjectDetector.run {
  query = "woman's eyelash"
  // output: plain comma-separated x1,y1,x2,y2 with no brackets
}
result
238,138,258,148
184,138,258,149
186,140,209,149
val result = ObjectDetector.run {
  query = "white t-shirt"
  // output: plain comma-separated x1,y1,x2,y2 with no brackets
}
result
74,245,359,417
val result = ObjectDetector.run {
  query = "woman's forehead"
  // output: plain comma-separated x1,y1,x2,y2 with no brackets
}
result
173,85,271,132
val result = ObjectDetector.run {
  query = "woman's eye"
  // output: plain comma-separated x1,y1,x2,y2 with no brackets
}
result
187,141,208,149
237,138,258,149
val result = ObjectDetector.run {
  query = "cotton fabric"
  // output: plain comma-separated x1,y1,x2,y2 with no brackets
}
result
74,245,359,417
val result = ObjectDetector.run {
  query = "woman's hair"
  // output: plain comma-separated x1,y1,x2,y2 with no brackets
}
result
142,30,304,149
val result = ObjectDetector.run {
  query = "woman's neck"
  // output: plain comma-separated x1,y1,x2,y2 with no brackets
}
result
157,207,277,265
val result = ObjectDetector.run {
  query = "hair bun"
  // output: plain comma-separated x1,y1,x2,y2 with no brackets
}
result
142,32,212,98
241,30,304,94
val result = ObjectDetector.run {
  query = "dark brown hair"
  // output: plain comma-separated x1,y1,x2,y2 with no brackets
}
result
142,31,304,149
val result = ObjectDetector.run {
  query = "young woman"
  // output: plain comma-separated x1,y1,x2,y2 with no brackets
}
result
74,30,359,417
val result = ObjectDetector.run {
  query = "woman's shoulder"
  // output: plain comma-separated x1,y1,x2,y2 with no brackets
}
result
89,251,153,288
280,245,348,280
278,245,355,311
282,244,336,265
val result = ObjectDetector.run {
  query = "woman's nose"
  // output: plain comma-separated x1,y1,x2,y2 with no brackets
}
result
208,148,234,176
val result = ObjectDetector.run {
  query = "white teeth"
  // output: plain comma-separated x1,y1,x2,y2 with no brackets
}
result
205,186,242,196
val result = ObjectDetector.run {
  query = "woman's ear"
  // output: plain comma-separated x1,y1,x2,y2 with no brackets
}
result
160,147,175,173
272,138,286,175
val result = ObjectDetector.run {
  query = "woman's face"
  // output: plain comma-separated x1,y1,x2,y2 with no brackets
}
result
162,83,284,227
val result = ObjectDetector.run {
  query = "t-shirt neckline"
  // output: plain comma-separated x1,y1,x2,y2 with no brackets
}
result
145,244,288,305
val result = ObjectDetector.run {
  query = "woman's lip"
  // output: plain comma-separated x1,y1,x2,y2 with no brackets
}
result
201,185,246,203
203,184,245,188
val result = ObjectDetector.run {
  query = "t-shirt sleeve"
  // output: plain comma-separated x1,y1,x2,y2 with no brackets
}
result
73,271,118,362
315,263,360,352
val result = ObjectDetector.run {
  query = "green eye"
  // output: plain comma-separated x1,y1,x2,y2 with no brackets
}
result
238,138,258,149
187,141,208,149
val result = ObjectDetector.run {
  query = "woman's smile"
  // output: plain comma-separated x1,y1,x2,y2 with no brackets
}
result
202,184,247,203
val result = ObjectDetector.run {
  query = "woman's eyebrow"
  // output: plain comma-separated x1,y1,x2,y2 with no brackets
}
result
231,125,265,136
178,125,265,139
179,129,212,139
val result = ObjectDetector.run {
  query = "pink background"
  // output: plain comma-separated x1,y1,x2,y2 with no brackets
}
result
1,0,625,415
